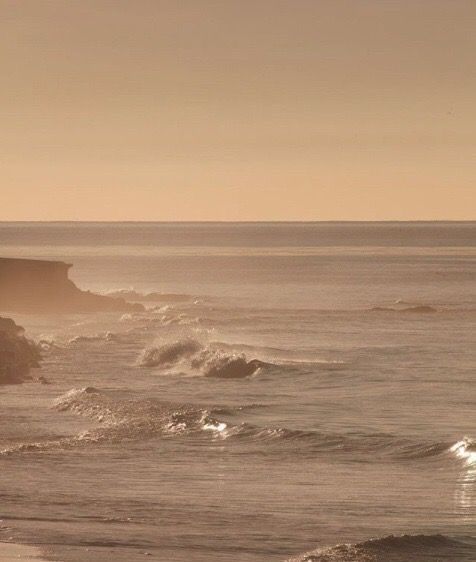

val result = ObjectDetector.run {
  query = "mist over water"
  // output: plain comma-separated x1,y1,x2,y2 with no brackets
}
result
0,222,475,561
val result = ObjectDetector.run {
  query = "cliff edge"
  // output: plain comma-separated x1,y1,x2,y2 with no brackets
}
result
0,316,41,384
0,257,144,313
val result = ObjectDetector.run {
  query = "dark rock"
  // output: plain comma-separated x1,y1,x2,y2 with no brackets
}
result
0,317,41,384
0,257,144,313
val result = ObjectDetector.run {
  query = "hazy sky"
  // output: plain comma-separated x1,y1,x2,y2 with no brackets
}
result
1,0,475,221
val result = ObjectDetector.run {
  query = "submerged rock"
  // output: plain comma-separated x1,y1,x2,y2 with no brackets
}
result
0,317,41,384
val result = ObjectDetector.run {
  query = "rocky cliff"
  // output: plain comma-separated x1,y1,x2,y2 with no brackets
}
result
0,257,143,313
0,316,41,384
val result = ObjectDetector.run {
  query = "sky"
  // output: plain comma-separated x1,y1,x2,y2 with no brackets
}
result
1,0,475,221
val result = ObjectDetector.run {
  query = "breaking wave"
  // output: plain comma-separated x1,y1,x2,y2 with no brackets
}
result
450,438,476,466
216,427,475,464
139,339,202,367
119,310,202,328
139,338,268,378
68,332,121,345
105,289,195,303
37,338,60,351
53,387,213,437
286,533,474,561
190,349,265,378
370,305,438,314
2,388,473,468
0,387,222,455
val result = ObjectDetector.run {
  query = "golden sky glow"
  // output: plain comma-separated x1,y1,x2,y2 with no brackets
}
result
1,0,475,220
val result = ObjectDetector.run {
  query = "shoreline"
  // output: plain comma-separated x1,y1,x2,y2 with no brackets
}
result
0,542,50,561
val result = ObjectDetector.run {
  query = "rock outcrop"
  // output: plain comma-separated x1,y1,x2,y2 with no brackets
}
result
0,316,41,384
0,257,144,313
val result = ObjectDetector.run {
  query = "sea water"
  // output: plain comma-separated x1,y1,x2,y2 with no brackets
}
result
0,222,475,561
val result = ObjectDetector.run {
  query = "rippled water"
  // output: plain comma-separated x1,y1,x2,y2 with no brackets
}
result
0,222,475,561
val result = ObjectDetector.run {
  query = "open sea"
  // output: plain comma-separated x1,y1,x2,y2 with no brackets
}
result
0,222,475,562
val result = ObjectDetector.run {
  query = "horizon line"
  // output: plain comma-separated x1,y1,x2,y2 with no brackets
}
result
1,219,475,224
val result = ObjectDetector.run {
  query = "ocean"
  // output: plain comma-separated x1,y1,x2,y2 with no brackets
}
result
0,222,475,561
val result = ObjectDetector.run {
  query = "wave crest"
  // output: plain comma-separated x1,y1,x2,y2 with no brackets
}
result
140,339,202,367
287,534,472,561
370,305,438,314
191,349,264,378
105,289,194,303
450,437,476,465
139,338,266,378
68,332,121,345
3,388,473,469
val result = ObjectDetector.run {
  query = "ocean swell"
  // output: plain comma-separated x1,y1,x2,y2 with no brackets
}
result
370,305,438,314
2,388,473,469
214,424,474,465
0,387,220,455
286,534,474,561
